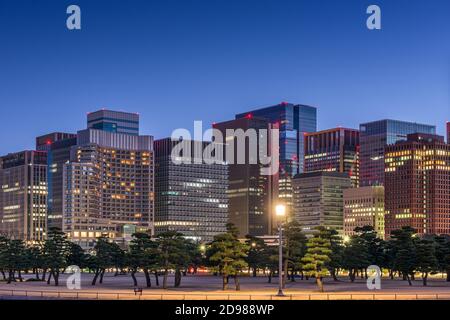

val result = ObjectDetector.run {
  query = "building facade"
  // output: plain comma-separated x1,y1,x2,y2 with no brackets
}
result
235,102,317,214
359,119,436,187
0,151,47,241
343,186,385,239
214,117,278,237
63,110,154,248
384,133,450,237
304,128,359,187
447,122,450,144
87,109,140,136
292,172,352,235
36,132,77,230
154,138,228,242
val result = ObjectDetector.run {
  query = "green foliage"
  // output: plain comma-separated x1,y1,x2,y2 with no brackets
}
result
208,224,249,290
283,221,307,279
301,226,332,292
245,235,268,276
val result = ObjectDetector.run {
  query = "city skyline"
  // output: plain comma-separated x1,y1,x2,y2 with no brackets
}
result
0,0,449,155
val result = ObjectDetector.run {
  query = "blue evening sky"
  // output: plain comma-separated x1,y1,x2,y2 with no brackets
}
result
0,0,449,154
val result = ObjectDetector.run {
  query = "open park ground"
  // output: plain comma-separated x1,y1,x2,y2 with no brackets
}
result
1,273,450,300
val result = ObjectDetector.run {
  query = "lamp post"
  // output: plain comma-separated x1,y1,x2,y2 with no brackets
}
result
275,204,286,297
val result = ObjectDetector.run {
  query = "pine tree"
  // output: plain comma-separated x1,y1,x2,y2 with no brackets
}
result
208,224,249,291
301,227,332,292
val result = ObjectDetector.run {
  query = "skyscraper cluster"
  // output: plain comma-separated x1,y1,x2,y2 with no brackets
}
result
0,105,448,247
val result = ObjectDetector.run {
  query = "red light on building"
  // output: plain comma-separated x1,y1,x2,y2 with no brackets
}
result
46,140,52,145
246,113,253,119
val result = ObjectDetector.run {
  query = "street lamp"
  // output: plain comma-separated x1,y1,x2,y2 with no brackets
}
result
275,204,286,297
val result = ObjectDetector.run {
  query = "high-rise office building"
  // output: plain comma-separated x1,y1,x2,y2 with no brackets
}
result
87,109,140,136
343,186,385,239
63,110,154,248
154,138,228,242
236,102,317,212
36,132,77,230
214,117,278,237
304,128,359,187
447,122,450,144
0,151,47,241
36,132,77,151
292,172,351,235
359,119,436,187
384,133,450,237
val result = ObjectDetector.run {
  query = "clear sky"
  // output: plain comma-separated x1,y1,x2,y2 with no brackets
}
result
0,0,448,154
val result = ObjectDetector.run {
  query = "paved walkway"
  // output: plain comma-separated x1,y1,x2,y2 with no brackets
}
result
1,273,450,299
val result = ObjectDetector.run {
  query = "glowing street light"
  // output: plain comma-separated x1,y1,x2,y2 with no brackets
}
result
275,203,286,297
276,204,286,217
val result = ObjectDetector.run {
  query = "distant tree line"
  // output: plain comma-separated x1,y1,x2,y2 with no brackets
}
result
1,224,450,292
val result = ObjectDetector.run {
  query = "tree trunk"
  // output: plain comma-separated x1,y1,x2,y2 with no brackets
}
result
331,269,338,281
174,268,182,287
54,271,59,286
154,271,159,286
92,269,100,285
7,270,13,284
143,269,151,288
349,269,355,282
222,275,228,290
422,273,428,286
47,271,52,284
99,269,105,284
389,269,394,280
252,268,257,277
410,273,415,281
316,276,324,292
406,274,412,286
131,270,138,287
290,269,296,282
234,275,240,291
163,269,168,289
268,270,272,283
447,270,450,282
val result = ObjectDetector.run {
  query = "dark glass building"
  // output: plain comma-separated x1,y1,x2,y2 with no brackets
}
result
236,102,317,213
214,117,278,237
304,128,359,187
36,132,77,230
447,122,450,144
359,119,436,187
87,109,139,136
154,138,228,242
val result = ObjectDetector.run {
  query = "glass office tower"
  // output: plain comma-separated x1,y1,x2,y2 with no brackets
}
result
359,119,436,186
154,138,228,242
87,110,140,136
36,132,77,230
236,102,317,212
